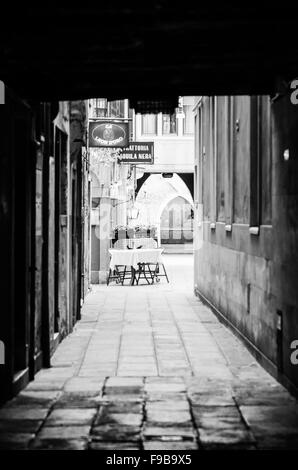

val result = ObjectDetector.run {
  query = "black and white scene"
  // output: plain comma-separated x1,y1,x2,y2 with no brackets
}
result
1,5,298,454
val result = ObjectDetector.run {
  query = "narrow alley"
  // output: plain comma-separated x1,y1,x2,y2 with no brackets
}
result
1,255,297,450
1,5,298,456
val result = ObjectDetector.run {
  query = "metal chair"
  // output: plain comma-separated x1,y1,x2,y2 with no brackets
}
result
107,237,169,285
107,266,122,285
150,262,169,283
133,238,169,284
107,239,135,285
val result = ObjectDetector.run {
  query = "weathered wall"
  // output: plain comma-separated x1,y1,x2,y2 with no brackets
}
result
0,93,52,402
271,95,298,387
194,94,298,391
69,100,88,323
91,198,113,284
34,149,43,362
58,124,70,337
0,90,21,402
195,224,274,362
82,152,91,298
55,100,88,335
48,157,56,351
0,94,90,404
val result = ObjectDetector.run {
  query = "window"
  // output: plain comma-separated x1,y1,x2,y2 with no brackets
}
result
108,100,125,118
233,96,250,224
250,95,272,227
162,114,177,134
92,98,107,118
142,114,157,135
216,96,232,223
183,105,194,134
260,96,272,225
90,98,126,118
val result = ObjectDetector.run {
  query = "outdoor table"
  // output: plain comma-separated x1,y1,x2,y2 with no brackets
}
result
108,248,164,285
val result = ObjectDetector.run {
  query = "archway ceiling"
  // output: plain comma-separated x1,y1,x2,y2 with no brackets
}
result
136,173,194,198
1,6,298,104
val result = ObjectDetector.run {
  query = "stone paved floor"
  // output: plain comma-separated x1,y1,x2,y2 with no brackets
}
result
1,254,298,450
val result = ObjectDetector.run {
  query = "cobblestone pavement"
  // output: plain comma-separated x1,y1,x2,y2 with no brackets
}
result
1,254,298,450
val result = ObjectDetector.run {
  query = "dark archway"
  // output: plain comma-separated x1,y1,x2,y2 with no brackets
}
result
136,173,151,196
1,6,297,101
136,172,194,198
178,174,194,199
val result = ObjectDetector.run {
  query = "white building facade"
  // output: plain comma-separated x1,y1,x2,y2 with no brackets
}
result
132,96,195,247
133,96,195,174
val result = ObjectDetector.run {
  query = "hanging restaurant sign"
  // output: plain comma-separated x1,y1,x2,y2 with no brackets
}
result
118,142,154,164
89,121,129,147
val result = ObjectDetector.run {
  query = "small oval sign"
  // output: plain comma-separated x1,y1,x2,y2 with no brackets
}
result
90,122,128,147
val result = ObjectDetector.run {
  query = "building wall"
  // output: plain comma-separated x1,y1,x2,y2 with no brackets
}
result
194,95,298,391
89,99,134,284
134,96,195,174
0,89,33,401
90,163,133,283
82,150,91,299
0,92,90,404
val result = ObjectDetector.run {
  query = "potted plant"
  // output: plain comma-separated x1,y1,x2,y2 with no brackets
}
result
135,224,146,238
126,226,135,239
147,225,157,239
112,225,127,242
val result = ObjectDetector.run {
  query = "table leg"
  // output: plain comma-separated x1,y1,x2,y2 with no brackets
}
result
131,266,136,286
